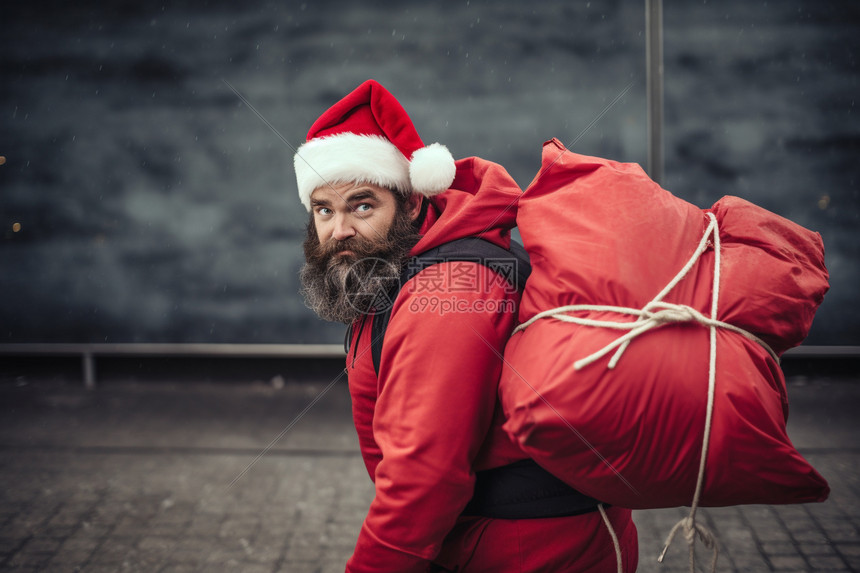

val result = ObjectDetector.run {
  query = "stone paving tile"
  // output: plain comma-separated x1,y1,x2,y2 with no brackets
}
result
7,449,851,573
1,379,858,572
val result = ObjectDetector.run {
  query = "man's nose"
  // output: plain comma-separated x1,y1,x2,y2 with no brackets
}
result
331,213,357,241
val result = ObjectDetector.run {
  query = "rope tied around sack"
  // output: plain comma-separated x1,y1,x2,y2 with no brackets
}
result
514,300,779,371
659,516,719,573
515,212,779,573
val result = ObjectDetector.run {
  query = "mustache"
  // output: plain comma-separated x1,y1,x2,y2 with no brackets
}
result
317,235,388,261
300,207,423,323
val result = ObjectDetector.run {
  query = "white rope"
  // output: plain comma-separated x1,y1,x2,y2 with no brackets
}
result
598,504,623,573
516,213,779,572
657,516,718,573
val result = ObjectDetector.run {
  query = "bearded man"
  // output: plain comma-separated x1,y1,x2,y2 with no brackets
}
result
300,180,422,325
295,80,638,572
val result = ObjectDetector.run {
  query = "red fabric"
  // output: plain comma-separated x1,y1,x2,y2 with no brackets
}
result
307,79,425,157
344,157,635,571
499,139,830,509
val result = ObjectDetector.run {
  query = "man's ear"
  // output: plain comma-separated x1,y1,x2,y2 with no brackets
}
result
406,194,424,222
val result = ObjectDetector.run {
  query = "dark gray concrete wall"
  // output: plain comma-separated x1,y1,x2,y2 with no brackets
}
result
1,1,857,344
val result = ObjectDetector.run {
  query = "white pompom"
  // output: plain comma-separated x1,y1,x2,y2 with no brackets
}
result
409,143,456,196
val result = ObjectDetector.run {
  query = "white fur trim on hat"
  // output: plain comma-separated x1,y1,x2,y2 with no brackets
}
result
294,133,411,210
410,143,456,197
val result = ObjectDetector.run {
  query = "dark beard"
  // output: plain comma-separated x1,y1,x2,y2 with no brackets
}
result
299,208,421,324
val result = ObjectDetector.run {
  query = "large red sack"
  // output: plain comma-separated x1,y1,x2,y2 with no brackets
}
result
500,138,830,509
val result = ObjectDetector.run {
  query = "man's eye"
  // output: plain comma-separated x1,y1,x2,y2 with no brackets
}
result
355,203,372,213
317,207,332,216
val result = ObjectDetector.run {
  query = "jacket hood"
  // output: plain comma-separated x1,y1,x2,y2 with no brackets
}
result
411,157,522,255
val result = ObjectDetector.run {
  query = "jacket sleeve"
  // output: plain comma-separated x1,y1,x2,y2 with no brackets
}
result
345,262,519,572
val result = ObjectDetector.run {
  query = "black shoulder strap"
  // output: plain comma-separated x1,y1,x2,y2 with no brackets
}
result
368,237,531,377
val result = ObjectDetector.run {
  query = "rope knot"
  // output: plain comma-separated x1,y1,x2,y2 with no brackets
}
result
682,518,697,544
658,515,719,572
646,303,700,325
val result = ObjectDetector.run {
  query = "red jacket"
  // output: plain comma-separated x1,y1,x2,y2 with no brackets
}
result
344,157,528,571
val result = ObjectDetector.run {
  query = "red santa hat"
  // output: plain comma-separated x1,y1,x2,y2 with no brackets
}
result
294,79,456,210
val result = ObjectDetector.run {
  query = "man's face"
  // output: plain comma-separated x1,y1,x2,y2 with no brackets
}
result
299,182,422,323
309,181,417,246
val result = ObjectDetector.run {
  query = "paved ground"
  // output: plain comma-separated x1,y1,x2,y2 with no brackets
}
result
0,361,857,572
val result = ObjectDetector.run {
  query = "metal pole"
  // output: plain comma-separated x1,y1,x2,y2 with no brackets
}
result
646,0,664,185
83,351,96,390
